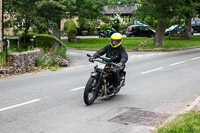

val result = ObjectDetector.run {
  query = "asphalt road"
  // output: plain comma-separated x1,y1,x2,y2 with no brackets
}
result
0,48,200,133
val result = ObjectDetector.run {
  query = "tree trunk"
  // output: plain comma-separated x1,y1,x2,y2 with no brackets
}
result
185,15,192,38
53,20,61,39
23,18,30,44
153,20,166,46
23,27,29,44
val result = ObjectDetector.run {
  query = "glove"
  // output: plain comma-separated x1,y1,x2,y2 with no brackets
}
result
89,57,95,62
117,63,123,69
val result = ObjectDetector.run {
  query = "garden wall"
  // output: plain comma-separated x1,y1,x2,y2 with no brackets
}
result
0,49,40,78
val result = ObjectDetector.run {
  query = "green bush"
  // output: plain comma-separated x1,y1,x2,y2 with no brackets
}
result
100,24,112,31
0,51,6,66
77,18,90,32
101,16,112,24
64,20,78,35
17,30,25,37
35,34,65,49
27,32,35,36
111,17,121,32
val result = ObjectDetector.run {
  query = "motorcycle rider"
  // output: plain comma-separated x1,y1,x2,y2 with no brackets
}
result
89,33,128,93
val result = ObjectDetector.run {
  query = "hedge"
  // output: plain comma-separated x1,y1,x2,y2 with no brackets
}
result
35,34,65,49
64,20,78,35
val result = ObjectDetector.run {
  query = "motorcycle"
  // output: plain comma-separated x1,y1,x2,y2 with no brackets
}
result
83,54,126,105
106,28,117,37
98,28,117,38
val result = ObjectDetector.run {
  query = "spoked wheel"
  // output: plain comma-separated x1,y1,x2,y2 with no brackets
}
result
84,77,98,105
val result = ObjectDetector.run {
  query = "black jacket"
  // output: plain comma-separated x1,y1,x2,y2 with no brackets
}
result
93,44,128,64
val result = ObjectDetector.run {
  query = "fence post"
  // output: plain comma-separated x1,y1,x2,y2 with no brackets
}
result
0,0,3,53
3,38,8,63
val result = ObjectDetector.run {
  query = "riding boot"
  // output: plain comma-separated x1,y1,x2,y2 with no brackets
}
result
112,66,120,93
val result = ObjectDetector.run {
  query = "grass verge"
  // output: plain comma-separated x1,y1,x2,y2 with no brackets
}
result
65,37,148,51
64,35,200,51
153,111,200,133
141,35,200,51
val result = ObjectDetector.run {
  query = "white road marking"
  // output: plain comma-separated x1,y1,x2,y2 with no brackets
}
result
129,53,166,59
0,99,41,112
70,86,85,91
140,56,199,75
169,61,186,67
62,64,94,71
140,67,164,75
190,56,200,61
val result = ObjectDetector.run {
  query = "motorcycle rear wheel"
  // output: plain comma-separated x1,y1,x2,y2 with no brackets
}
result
84,77,98,105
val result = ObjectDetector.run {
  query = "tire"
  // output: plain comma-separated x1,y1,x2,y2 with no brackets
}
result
84,77,98,105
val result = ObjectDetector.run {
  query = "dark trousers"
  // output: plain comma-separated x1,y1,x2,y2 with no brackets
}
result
112,66,122,87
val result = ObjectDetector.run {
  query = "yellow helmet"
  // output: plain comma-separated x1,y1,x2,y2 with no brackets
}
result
110,33,122,48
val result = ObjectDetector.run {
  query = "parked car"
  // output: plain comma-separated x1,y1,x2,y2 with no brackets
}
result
126,25,155,38
165,25,194,36
191,19,200,33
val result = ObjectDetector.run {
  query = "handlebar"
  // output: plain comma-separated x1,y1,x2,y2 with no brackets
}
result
99,56,111,61
87,54,92,57
87,54,117,66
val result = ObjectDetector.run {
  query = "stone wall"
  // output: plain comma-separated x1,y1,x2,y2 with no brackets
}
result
0,49,41,78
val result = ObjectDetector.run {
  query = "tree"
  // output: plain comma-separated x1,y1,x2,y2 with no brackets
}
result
4,0,38,43
4,0,75,40
74,0,107,30
180,0,200,38
111,0,199,46
74,0,108,20
134,0,185,46
36,0,75,39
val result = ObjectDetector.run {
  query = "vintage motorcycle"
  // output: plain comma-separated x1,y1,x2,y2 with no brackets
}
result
98,28,117,38
83,54,126,105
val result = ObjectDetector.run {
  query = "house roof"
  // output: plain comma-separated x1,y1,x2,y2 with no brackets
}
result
103,5,137,15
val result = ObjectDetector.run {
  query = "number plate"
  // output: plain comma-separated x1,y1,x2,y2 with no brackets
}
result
97,63,106,70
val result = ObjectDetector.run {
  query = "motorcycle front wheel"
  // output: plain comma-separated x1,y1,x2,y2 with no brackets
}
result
84,77,98,105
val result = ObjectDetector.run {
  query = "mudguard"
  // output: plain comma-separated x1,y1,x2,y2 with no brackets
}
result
91,72,98,78
123,71,126,76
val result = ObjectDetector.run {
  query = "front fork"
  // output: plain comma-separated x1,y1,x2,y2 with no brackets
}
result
91,71,110,97
90,71,103,96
